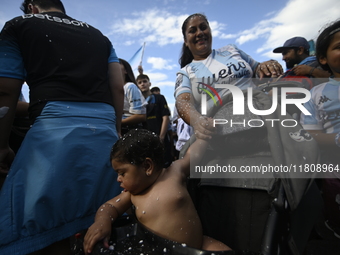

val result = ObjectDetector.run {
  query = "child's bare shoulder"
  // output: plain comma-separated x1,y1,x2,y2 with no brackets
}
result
164,160,187,179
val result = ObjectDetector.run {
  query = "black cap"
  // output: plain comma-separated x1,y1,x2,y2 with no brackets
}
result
273,37,310,53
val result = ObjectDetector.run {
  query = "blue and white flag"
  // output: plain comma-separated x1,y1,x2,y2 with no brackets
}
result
128,42,145,71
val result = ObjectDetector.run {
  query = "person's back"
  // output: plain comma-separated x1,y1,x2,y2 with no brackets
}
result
0,1,124,254
4,7,114,120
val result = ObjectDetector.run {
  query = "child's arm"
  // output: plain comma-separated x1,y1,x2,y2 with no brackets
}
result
84,191,132,254
174,137,209,178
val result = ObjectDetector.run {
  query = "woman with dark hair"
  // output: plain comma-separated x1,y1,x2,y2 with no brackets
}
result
174,13,285,252
175,13,283,140
119,58,147,135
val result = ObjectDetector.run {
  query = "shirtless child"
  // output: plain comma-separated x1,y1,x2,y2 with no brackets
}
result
83,129,231,254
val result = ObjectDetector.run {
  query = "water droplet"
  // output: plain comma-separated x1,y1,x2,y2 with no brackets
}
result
116,198,121,202
142,211,146,214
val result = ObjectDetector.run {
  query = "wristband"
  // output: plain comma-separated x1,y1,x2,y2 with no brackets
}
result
335,132,340,147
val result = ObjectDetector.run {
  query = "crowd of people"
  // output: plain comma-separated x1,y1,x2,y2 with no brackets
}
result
0,1,339,254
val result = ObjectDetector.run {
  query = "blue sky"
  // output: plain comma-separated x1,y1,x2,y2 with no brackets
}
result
1,0,339,116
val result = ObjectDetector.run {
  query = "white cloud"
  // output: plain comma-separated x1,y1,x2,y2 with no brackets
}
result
124,40,135,46
107,8,229,47
148,72,168,82
147,57,177,70
108,9,187,46
230,0,340,59
155,81,176,87
137,70,174,88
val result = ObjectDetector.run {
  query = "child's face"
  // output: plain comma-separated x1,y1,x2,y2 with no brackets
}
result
320,31,340,78
137,78,151,93
112,159,148,195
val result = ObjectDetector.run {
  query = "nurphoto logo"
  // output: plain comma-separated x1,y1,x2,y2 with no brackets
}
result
200,83,311,117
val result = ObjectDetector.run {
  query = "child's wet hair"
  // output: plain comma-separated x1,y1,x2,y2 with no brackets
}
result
111,129,164,169
316,19,340,74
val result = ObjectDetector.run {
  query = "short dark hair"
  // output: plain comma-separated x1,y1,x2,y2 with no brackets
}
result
20,0,66,14
316,19,340,74
179,13,209,68
136,74,150,82
111,129,164,169
150,87,160,93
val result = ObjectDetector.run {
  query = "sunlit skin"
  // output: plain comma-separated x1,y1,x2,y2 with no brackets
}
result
319,31,340,78
113,159,203,245
184,16,212,61
83,139,231,254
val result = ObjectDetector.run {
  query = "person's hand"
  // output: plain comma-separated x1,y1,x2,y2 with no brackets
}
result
83,220,112,254
291,65,312,76
192,116,215,140
138,65,143,74
256,60,283,79
0,147,15,176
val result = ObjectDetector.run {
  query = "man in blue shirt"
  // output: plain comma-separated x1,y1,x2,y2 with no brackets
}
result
273,36,330,89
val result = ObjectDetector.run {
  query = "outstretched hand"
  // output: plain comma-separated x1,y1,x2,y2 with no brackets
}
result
192,116,215,140
83,220,112,254
256,60,283,79
138,65,143,74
